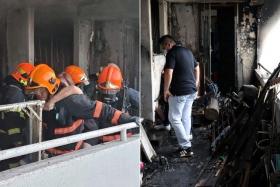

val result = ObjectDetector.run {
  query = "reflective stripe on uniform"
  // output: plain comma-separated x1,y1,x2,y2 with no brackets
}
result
102,132,133,142
111,110,122,125
54,119,84,135
46,148,71,155
93,101,103,118
102,134,120,142
0,129,6,134
0,128,21,135
46,141,84,155
7,128,21,135
9,162,20,168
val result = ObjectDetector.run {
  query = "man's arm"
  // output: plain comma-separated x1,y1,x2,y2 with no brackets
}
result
63,94,139,126
164,69,173,102
44,86,83,111
92,101,138,126
194,65,200,90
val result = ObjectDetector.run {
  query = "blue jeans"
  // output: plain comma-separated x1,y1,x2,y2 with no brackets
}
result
168,92,196,149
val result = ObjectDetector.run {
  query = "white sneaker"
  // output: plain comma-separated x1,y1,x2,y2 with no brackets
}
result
154,124,171,131
179,147,194,157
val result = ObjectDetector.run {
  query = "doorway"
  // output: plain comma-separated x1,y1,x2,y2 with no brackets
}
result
201,5,236,94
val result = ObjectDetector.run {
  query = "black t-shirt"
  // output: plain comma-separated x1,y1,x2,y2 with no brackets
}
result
164,45,198,96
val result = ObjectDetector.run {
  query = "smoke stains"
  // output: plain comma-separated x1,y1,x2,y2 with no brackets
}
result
239,6,257,84
170,3,199,54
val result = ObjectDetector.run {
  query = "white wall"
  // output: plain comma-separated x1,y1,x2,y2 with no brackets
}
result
0,137,140,187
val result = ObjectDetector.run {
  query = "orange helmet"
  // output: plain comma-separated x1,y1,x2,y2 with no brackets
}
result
97,63,123,92
26,64,60,95
64,65,89,86
11,61,34,86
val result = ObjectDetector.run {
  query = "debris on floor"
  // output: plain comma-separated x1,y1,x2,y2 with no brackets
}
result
142,124,217,187
143,64,280,186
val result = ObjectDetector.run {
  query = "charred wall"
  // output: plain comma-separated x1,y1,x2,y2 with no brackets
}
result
238,5,257,87
90,20,139,89
0,15,7,82
34,6,74,73
79,0,139,89
169,3,199,56
165,2,257,90
0,0,139,90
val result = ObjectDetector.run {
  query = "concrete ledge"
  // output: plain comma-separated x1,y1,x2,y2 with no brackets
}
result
0,136,140,187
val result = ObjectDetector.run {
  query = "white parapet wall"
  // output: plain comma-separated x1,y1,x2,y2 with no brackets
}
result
0,136,140,187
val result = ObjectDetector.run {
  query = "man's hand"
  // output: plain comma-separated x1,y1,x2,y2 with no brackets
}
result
164,90,172,102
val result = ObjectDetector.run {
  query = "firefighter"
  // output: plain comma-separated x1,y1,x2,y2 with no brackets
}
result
93,63,139,142
64,65,95,98
25,64,139,156
62,64,139,115
43,64,139,143
43,65,96,102
44,65,99,146
0,61,34,170
97,63,139,116
69,63,139,141
42,65,94,111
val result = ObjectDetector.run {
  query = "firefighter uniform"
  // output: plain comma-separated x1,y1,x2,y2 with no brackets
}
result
0,62,34,170
96,63,140,142
63,64,140,144
25,64,139,156
64,65,100,145
43,94,138,155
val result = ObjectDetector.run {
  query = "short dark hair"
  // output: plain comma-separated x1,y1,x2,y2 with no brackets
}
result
158,35,175,45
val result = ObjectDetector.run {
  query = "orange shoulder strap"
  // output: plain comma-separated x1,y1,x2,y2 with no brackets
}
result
93,101,103,118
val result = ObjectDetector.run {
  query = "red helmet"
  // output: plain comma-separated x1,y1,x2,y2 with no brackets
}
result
64,65,89,86
97,63,123,93
11,60,34,86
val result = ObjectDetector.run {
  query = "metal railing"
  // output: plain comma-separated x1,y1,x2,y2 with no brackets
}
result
0,100,44,113
0,100,45,160
258,63,272,75
0,122,138,161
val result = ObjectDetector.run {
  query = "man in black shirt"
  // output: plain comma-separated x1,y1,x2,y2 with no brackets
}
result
159,35,200,157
